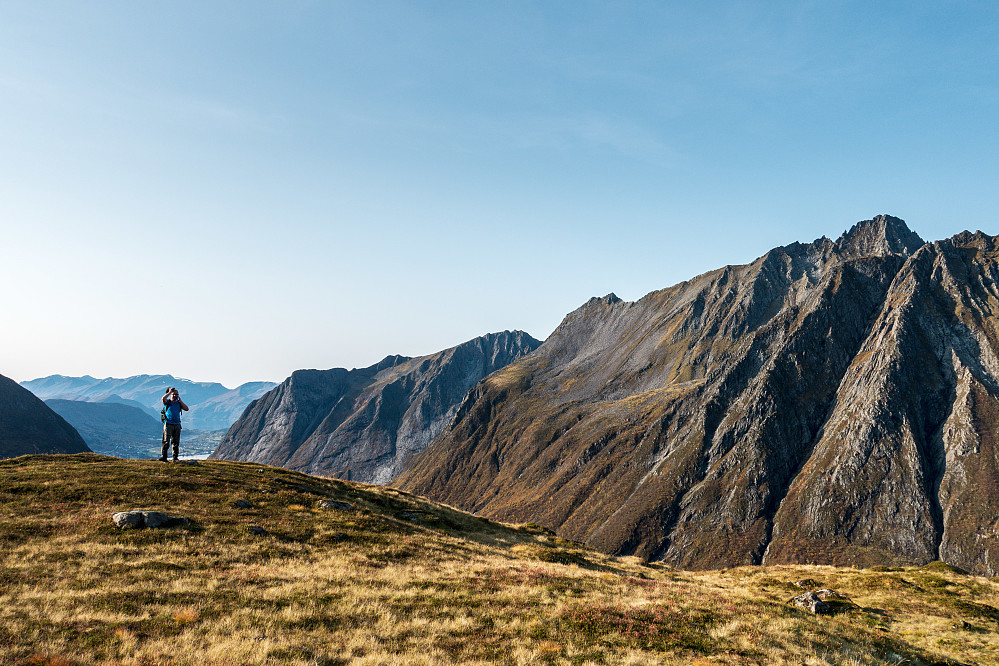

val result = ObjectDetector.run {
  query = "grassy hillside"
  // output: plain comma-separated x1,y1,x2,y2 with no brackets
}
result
1,455,998,665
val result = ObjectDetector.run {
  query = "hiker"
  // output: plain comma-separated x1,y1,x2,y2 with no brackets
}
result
160,387,189,462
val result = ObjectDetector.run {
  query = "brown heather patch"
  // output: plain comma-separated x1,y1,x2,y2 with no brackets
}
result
1,454,998,665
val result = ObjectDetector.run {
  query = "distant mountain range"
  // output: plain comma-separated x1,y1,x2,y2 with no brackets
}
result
0,373,90,459
395,216,999,577
21,374,277,431
210,331,541,483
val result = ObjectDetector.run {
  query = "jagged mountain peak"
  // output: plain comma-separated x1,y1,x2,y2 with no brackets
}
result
396,216,999,577
371,354,411,373
591,293,623,305
946,228,998,250
834,214,924,258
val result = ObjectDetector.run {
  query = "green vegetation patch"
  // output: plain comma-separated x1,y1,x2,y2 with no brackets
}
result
560,603,717,653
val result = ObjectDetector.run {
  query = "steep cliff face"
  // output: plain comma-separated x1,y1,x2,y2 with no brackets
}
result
764,231,999,575
209,331,541,483
0,373,90,459
396,216,999,576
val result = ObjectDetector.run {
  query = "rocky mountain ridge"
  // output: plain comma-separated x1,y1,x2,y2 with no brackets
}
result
396,215,999,576
210,330,541,483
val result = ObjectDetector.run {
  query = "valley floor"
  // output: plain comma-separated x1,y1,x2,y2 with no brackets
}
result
1,455,997,665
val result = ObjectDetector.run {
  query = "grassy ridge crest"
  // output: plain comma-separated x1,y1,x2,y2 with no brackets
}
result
1,454,997,665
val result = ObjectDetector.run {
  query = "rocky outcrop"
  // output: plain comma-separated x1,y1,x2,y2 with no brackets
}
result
210,331,541,483
396,216,999,576
0,373,90,459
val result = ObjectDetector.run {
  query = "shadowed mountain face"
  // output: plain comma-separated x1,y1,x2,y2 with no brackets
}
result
396,215,999,576
210,331,542,483
0,374,90,458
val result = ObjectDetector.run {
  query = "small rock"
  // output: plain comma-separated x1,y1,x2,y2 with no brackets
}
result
815,588,848,601
234,500,255,509
318,500,355,511
112,510,189,529
112,511,144,529
791,591,831,615
142,511,171,528
248,525,269,536
793,579,821,590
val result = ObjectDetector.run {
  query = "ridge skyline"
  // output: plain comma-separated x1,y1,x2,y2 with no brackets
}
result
5,2,997,425
8,214,990,389
396,213,999,575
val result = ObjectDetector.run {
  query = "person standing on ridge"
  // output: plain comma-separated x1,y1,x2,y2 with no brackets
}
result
160,387,189,462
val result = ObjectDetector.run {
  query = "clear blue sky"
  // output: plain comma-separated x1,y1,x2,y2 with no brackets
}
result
2,1,997,388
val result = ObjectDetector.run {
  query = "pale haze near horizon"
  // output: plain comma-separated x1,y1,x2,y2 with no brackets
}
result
1,2,997,389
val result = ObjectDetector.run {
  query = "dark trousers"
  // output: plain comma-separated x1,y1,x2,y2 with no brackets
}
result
162,423,182,459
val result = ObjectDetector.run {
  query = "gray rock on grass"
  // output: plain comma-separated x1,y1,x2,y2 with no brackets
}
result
112,512,145,529
112,510,188,529
790,591,831,615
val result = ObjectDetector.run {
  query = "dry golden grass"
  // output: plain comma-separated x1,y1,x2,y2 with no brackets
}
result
1,454,997,665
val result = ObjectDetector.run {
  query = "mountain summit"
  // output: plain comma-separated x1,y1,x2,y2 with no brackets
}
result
396,215,999,576
834,213,925,258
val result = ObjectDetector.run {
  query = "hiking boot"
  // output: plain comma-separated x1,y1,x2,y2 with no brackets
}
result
172,457,179,462
158,457,168,462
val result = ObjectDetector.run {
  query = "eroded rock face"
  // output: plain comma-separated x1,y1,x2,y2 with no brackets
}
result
209,331,541,484
395,216,999,576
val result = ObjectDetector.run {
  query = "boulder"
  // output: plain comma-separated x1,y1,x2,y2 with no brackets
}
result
815,589,849,601
791,591,831,615
142,511,170,528
111,510,188,529
112,511,144,529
